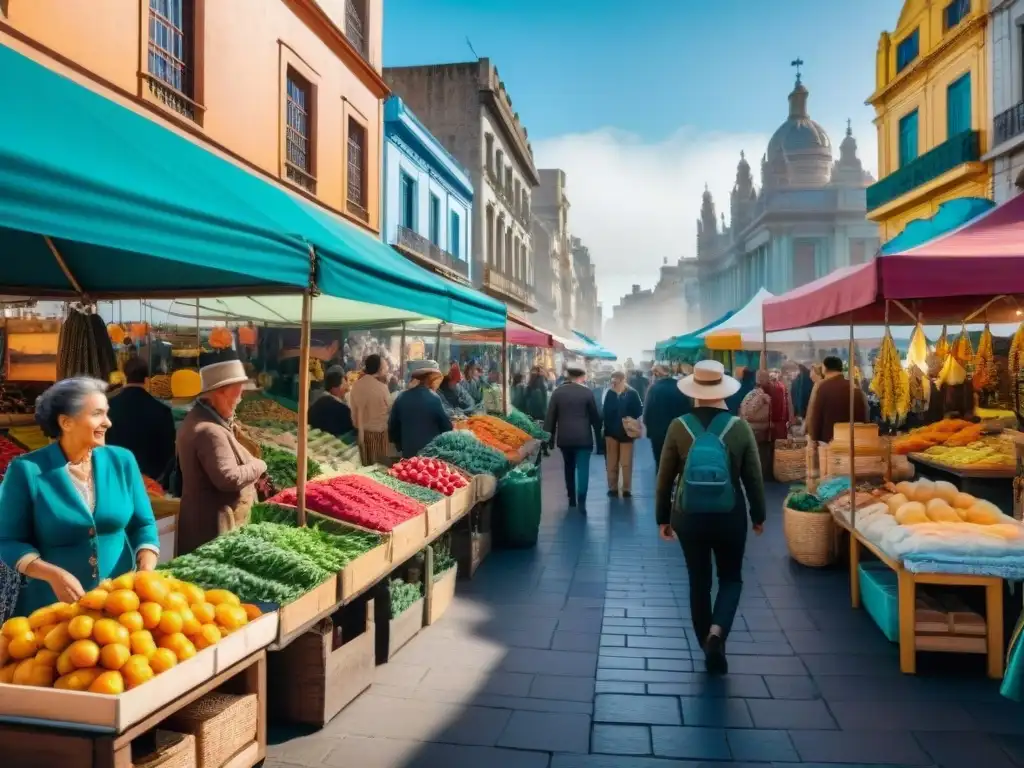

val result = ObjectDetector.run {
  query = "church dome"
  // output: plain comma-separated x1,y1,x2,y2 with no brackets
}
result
764,76,833,188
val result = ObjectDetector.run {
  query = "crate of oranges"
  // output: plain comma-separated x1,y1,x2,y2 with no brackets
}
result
0,570,277,732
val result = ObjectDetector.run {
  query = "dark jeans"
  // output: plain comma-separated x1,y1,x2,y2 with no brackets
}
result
675,513,746,643
651,437,665,474
560,447,591,501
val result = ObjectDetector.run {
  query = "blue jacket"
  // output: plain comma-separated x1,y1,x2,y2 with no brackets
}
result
602,387,643,443
643,376,692,448
388,386,453,459
0,443,160,615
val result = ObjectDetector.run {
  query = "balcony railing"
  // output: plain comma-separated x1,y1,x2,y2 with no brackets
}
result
994,101,1024,148
395,225,469,280
484,266,537,309
866,130,981,211
486,169,530,228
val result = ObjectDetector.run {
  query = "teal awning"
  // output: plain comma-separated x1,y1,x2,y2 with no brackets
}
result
659,311,736,355
0,44,506,329
571,330,617,361
880,197,995,255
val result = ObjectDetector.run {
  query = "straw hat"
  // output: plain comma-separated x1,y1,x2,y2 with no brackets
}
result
678,360,740,400
199,359,250,394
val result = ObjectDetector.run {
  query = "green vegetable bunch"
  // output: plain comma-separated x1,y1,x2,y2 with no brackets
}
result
364,468,444,504
389,578,422,618
432,535,457,580
159,554,302,604
191,530,332,591
260,442,322,489
247,503,381,570
787,486,825,512
502,408,550,441
420,431,511,477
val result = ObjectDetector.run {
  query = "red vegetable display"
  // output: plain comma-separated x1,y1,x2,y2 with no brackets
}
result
270,474,424,532
389,457,468,497
0,435,26,481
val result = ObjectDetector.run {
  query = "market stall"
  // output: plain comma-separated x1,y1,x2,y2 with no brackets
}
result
761,194,1024,678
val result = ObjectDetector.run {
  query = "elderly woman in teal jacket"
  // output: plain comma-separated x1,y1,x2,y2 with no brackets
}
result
0,377,160,615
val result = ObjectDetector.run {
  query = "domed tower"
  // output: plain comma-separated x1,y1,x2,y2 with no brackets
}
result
730,151,757,234
763,68,833,189
831,119,874,187
696,184,717,258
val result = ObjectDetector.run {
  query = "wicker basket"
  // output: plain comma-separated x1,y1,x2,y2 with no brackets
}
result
784,498,835,567
165,692,257,768
134,731,196,768
774,439,807,482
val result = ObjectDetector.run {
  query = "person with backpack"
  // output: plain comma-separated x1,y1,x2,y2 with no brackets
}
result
655,360,766,675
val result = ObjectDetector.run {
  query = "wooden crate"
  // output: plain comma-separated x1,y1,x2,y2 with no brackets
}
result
373,581,424,664
338,542,391,602
448,485,473,524
0,652,266,768
425,565,457,626
390,514,428,565
273,576,339,644
267,599,375,728
425,499,448,539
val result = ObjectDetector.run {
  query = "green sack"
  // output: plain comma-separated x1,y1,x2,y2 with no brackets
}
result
494,462,541,548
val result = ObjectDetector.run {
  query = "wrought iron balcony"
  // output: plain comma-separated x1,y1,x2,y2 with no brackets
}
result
866,130,981,211
394,225,469,280
483,266,537,310
994,101,1024,148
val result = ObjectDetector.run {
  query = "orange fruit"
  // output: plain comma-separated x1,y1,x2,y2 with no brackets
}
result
56,649,75,676
93,619,130,647
67,639,100,669
1,617,30,639
121,654,154,688
26,664,54,687
53,673,71,689
204,589,240,607
112,573,135,591
162,591,189,612
12,658,36,685
191,602,215,624
179,607,201,637
194,623,221,650
54,602,80,621
215,604,248,630
178,583,206,606
104,589,140,617
65,667,102,691
149,647,177,674
44,622,72,653
67,615,95,641
98,578,115,591
33,649,59,668
99,643,131,670
134,573,169,604
8,631,38,660
33,623,57,646
118,611,144,633
0,635,8,665
0,662,16,684
158,610,183,635
157,632,196,661
27,606,58,629
241,604,262,621
139,602,163,630
78,589,109,611
88,670,125,694
129,630,157,659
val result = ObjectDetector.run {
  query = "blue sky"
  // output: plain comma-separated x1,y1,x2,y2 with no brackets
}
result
384,0,903,310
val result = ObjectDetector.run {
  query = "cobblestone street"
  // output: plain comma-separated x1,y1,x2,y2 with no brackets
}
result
267,441,1024,767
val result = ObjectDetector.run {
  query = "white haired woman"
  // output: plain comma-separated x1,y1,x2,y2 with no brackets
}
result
0,377,160,615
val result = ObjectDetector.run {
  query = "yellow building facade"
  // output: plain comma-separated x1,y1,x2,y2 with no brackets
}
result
867,0,991,242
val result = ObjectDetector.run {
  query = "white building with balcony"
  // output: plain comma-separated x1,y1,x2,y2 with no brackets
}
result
987,0,1024,202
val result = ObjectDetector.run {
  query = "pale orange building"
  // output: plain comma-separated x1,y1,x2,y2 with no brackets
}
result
0,0,388,234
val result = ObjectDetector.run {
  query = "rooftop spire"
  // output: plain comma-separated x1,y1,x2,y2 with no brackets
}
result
791,57,804,84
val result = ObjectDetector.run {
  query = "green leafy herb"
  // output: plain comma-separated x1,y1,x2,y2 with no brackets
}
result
191,531,332,591
365,468,444,504
389,578,422,618
259,442,322,489
160,555,302,604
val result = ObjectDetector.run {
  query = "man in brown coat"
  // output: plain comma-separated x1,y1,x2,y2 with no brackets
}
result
805,355,868,444
175,359,266,555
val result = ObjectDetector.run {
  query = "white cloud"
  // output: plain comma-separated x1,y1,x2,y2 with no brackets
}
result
533,127,771,313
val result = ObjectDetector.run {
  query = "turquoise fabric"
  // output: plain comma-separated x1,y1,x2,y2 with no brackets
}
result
881,197,994,255
0,45,506,329
0,444,160,615
666,311,737,354
1003,612,1024,701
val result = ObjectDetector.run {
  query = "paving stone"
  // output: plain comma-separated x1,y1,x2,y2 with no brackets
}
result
530,675,594,702
829,698,978,731
645,657,694,672
593,693,682,725
746,698,837,730
599,645,690,660
598,654,645,669
551,630,603,652
727,728,799,762
497,710,590,753
679,696,753,727
720,653,807,676
596,680,645,694
763,674,821,699
319,736,552,768
501,648,598,677
626,634,689,650
650,725,730,760
914,731,1018,768
418,667,533,697
649,674,770,699
789,729,933,764
591,724,652,755
597,668,694,684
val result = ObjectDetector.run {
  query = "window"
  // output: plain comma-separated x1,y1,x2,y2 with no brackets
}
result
450,211,461,258
896,29,919,73
346,117,367,221
946,73,972,138
147,0,196,120
285,68,315,192
944,0,970,31
485,134,494,173
898,110,919,167
494,149,504,182
345,0,368,58
399,173,416,229
429,194,441,245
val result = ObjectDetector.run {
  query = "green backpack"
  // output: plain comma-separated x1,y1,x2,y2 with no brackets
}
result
674,412,737,514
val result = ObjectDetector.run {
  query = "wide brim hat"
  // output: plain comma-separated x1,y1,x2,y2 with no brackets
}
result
408,359,442,378
199,359,250,394
678,360,741,400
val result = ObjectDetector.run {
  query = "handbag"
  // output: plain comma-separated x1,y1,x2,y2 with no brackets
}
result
0,560,21,625
622,417,642,439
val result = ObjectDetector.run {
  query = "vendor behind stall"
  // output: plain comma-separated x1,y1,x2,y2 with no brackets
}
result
106,357,177,485
388,360,452,459
806,355,868,443
308,367,353,436
349,354,393,465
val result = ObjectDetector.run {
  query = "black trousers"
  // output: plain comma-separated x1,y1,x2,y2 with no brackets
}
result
675,513,746,644
651,437,664,474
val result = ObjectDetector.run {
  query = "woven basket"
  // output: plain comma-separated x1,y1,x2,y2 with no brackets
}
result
783,497,835,567
165,692,257,768
133,731,196,768
774,439,807,482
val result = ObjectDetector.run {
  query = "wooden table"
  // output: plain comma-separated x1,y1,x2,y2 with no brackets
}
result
908,453,1014,512
834,512,1005,679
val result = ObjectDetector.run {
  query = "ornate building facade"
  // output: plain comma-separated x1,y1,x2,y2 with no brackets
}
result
697,73,880,323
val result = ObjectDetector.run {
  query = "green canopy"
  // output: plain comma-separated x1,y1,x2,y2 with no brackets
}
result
656,311,735,356
0,44,506,329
